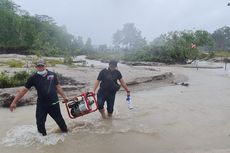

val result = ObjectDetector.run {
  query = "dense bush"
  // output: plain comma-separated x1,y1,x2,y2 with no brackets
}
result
0,0,88,56
0,70,81,88
8,60,24,68
46,59,63,66
63,56,73,65
87,51,124,61
0,71,31,88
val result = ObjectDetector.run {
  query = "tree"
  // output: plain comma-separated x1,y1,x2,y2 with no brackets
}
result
97,44,108,52
167,30,213,63
151,34,167,46
82,37,93,54
76,36,84,49
212,26,230,51
0,0,89,56
0,0,18,13
149,30,213,63
112,23,146,51
0,0,21,47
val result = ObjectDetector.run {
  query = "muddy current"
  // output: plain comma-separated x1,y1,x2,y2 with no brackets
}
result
0,58,230,153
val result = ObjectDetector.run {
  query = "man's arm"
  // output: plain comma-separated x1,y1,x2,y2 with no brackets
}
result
10,87,29,112
93,80,100,94
56,84,68,103
119,78,130,95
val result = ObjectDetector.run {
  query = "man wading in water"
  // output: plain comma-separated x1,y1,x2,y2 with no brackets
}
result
93,60,130,118
10,59,68,136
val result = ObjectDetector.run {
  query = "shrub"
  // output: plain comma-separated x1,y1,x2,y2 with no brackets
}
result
8,60,24,68
0,73,11,88
64,56,73,65
0,71,31,88
47,59,63,66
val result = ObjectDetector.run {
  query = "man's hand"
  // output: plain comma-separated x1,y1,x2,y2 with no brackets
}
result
92,90,97,95
10,102,16,112
9,87,28,112
63,97,68,103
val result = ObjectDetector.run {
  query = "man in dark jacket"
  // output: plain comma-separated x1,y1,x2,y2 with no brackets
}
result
10,59,68,136
93,61,130,118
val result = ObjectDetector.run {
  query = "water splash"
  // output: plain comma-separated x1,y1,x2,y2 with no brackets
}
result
68,120,113,134
1,125,66,147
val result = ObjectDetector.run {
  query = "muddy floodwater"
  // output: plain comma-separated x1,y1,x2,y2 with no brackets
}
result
0,59,230,153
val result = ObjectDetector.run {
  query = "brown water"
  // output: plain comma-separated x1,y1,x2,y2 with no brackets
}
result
1,63,230,153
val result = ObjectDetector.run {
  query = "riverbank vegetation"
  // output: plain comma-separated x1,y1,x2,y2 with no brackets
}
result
0,56,74,68
0,70,78,88
0,0,92,56
0,71,30,88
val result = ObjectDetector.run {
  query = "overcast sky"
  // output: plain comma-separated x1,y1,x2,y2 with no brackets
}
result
13,0,230,45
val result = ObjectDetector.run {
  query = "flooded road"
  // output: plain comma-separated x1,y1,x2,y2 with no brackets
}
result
1,61,230,153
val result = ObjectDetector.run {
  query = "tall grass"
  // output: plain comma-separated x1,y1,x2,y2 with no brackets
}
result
0,71,31,88
87,51,125,61
0,60,25,68
213,51,230,57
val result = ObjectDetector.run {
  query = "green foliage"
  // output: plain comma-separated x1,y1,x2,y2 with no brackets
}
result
87,51,124,61
46,59,63,66
197,52,209,59
194,30,214,46
81,38,93,54
208,51,215,58
0,59,24,67
212,51,230,57
0,72,10,88
0,0,87,56
63,56,73,65
116,30,214,64
8,59,24,68
0,71,31,88
0,0,20,48
212,26,230,51
12,71,30,83
148,30,214,63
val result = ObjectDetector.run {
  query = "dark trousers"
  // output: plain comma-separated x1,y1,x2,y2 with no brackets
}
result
97,90,116,114
36,104,67,136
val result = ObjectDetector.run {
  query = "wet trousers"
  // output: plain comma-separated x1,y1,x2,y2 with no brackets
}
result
36,103,67,136
97,90,116,114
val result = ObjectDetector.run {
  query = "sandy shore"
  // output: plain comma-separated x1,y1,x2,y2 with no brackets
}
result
0,55,177,107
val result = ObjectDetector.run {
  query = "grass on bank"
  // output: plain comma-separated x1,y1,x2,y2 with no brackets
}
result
0,71,31,88
87,50,230,63
213,51,230,57
0,57,74,68
87,51,125,61
0,59,25,68
0,70,77,88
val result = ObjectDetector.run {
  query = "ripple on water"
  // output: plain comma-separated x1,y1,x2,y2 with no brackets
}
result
68,118,159,137
1,125,66,147
1,117,159,147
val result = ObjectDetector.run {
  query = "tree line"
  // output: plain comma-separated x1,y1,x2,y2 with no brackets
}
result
1,0,230,64
0,0,93,56
92,23,230,64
